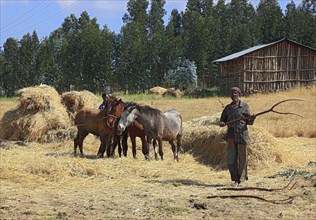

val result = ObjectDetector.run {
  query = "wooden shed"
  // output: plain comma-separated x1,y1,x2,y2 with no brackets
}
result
212,39,316,94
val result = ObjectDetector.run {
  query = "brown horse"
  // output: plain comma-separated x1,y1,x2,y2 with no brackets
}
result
73,97,124,158
109,100,150,159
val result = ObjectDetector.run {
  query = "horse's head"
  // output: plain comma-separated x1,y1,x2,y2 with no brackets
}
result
117,105,138,135
106,98,125,128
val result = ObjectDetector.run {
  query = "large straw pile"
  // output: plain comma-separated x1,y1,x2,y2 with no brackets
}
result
182,113,282,169
0,85,74,142
148,86,167,96
163,88,183,98
61,90,100,121
148,86,183,97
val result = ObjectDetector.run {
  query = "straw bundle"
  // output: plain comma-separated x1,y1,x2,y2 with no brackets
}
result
182,114,227,168
247,126,282,168
148,86,167,96
182,114,282,169
187,112,221,126
0,109,20,140
17,84,61,112
163,88,183,98
61,90,99,121
0,85,73,142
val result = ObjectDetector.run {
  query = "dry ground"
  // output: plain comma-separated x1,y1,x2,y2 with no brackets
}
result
0,88,315,219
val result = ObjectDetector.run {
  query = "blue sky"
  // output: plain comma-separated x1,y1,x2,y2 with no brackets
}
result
0,0,301,47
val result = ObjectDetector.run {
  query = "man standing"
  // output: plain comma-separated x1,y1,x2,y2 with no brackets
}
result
99,92,110,110
219,87,256,187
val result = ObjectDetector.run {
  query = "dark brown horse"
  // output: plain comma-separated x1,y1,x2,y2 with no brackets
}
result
73,97,124,158
108,100,148,159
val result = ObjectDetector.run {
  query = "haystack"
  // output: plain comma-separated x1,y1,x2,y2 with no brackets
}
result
17,84,61,112
148,86,167,96
182,114,282,169
0,85,74,143
61,90,100,121
163,88,183,98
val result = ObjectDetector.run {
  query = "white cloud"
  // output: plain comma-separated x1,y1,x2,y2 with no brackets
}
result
1,0,30,6
55,0,128,14
92,0,127,11
56,0,77,9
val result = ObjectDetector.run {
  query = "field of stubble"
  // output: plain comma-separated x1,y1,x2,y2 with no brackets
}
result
0,87,315,219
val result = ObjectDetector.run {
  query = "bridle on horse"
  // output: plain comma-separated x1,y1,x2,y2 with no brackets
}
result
105,104,121,128
106,113,118,128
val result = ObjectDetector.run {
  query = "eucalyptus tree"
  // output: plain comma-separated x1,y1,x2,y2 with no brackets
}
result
165,9,184,73
203,0,222,86
119,0,149,92
284,1,300,41
147,0,167,88
301,0,316,47
59,13,80,91
74,11,103,92
29,31,40,85
0,51,5,95
182,0,209,87
111,33,124,90
300,0,315,47
255,0,285,43
76,13,106,92
285,0,316,47
35,34,63,89
55,11,112,93
98,25,115,93
227,0,258,52
18,32,40,88
209,0,230,59
2,38,19,96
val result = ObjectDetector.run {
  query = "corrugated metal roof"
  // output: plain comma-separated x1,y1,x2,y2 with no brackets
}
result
212,38,316,63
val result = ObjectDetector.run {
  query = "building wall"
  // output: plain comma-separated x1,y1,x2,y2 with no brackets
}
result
218,40,316,95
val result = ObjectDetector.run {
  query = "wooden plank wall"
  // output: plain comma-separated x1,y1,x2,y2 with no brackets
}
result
219,41,316,94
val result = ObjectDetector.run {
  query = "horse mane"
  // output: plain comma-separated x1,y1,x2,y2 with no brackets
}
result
125,102,138,108
108,95,117,102
136,104,161,114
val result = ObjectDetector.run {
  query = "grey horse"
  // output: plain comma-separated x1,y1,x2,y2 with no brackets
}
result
117,105,182,161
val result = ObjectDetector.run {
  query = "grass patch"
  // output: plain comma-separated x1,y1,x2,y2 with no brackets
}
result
160,204,188,214
0,97,17,101
113,92,181,102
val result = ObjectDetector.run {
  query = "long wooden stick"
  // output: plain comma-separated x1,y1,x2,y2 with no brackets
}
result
218,98,225,109
206,195,295,204
225,99,304,126
218,180,296,192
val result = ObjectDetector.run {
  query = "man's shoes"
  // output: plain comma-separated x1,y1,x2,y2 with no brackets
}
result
231,182,239,187
230,181,244,187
